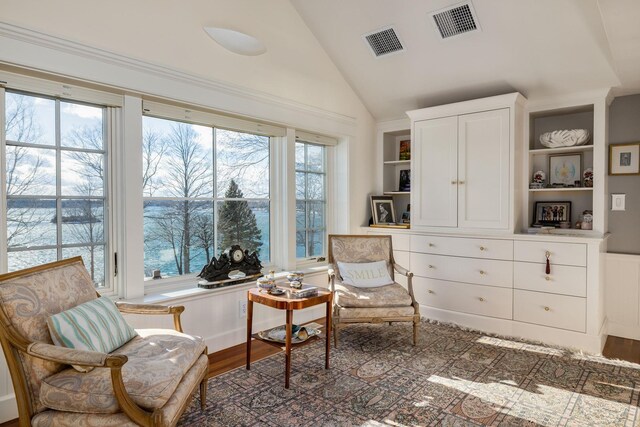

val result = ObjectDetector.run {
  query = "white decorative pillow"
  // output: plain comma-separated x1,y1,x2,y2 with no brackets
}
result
337,260,393,288
47,296,137,371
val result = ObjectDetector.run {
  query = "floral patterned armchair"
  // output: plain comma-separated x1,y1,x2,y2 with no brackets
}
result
327,234,420,346
0,257,208,427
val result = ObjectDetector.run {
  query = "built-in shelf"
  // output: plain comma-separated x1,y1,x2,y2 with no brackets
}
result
383,191,410,195
529,187,593,192
529,145,594,155
383,160,411,165
525,227,601,237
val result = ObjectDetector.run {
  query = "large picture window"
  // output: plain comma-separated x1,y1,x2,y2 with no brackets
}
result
295,141,326,259
3,91,109,287
142,116,270,280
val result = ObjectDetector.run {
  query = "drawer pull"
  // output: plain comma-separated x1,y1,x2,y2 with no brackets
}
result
428,265,435,269
479,297,485,302
428,243,435,247
428,290,434,294
451,180,458,185
479,270,486,275
479,246,486,251
545,276,551,281
459,180,465,184
544,306,550,312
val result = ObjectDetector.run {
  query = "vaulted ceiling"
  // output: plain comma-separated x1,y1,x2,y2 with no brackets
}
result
291,0,640,121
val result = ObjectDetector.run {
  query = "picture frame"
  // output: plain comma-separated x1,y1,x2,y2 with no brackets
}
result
398,139,410,161
549,153,582,186
609,142,640,175
533,201,571,228
370,195,396,224
399,169,411,192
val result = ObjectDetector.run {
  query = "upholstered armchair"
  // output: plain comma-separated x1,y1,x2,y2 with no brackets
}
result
327,234,420,346
0,257,208,427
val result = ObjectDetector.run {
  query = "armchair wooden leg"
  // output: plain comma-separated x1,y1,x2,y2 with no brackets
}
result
199,378,207,411
333,324,339,348
413,317,419,346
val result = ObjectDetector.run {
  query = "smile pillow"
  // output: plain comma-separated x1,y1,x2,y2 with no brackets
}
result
337,260,393,288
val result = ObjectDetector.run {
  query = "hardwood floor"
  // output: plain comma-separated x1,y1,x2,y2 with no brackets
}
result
1,331,638,427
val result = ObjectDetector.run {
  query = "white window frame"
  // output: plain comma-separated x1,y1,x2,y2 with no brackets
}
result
0,82,119,294
141,106,279,291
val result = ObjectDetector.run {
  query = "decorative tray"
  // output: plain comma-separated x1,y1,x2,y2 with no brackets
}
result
257,324,321,344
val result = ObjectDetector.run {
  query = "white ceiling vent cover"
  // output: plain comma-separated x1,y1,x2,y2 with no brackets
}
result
430,2,480,40
362,26,404,58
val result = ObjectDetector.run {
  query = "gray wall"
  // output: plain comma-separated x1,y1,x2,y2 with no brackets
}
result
608,94,640,254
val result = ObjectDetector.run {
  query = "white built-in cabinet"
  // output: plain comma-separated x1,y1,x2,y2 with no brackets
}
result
407,93,524,232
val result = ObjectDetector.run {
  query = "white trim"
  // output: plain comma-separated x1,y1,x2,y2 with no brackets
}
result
0,22,357,137
0,87,6,274
0,393,17,424
295,130,338,146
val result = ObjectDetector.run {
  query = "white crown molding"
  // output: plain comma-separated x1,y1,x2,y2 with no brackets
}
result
0,22,357,134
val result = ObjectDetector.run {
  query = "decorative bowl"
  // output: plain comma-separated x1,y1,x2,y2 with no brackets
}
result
289,280,303,289
257,277,276,291
539,129,590,148
286,271,304,282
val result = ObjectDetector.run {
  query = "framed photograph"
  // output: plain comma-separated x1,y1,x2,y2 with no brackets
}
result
370,195,396,224
399,169,411,191
398,140,410,161
533,201,571,227
609,142,640,175
549,153,582,186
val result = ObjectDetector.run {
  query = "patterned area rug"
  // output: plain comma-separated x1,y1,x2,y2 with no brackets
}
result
178,321,640,426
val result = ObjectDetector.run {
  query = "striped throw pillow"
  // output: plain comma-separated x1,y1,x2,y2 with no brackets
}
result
47,296,137,355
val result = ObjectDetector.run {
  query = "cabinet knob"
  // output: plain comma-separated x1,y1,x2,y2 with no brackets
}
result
479,246,486,251
545,251,551,258
428,243,435,247
479,297,485,302
458,180,465,185
479,270,486,275
428,290,434,294
544,306,550,312
451,180,458,185
428,265,435,269
545,276,551,281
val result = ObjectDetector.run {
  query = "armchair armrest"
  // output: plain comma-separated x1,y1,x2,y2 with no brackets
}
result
393,263,412,277
327,264,337,292
116,301,185,333
27,342,124,368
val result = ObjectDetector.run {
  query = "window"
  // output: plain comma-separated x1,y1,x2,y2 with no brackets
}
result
142,116,271,279
295,141,326,259
3,91,109,287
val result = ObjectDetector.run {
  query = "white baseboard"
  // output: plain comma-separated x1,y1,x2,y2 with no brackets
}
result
0,393,17,424
608,322,640,341
419,305,605,354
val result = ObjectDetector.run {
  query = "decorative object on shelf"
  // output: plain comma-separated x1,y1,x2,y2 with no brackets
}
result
559,221,571,229
257,324,320,344
370,195,396,224
532,201,571,228
398,139,411,160
198,244,263,288
530,170,546,189
609,142,640,175
256,276,275,291
267,287,285,296
401,203,410,224
539,129,590,148
286,271,304,283
583,168,593,187
580,210,593,230
549,153,582,186
399,169,411,191
289,280,303,289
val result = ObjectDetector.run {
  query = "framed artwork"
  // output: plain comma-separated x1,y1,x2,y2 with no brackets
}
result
399,169,411,191
609,142,640,175
549,153,582,186
371,195,396,224
533,201,571,227
398,140,410,161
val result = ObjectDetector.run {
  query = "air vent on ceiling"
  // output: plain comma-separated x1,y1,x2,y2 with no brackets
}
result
430,2,480,40
362,26,404,58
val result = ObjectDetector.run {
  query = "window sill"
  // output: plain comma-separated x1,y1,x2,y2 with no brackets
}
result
132,265,329,306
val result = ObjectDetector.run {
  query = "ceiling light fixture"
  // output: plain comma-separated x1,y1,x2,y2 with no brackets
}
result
203,27,266,56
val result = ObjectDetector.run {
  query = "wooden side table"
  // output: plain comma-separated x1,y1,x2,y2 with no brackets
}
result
246,287,333,388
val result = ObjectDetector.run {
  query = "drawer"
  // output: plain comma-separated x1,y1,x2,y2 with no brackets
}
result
514,262,586,297
514,241,586,267
411,235,513,260
368,231,411,251
513,290,586,332
414,277,512,320
411,253,513,288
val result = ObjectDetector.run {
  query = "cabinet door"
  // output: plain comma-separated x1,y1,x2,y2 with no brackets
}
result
412,116,458,227
458,109,510,229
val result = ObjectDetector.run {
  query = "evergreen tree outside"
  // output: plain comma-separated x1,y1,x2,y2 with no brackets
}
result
217,179,263,253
